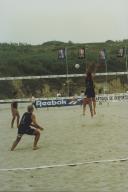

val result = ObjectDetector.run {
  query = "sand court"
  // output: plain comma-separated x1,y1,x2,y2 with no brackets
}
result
0,102,128,191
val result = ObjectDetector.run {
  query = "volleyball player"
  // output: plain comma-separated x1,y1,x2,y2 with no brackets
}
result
85,72,96,115
11,105,44,151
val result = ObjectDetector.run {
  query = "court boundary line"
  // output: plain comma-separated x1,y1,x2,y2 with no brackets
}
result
0,157,128,171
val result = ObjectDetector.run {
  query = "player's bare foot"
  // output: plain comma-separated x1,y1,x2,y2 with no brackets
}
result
33,146,40,150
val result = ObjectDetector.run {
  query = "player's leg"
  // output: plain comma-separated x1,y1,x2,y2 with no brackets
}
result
11,135,23,151
92,97,96,115
11,115,16,128
83,98,86,115
33,129,41,150
88,101,93,117
16,111,20,128
24,127,41,150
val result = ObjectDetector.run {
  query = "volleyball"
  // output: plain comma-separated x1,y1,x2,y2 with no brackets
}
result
75,64,80,69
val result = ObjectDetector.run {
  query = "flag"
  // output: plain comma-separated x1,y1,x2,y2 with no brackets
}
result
117,48,125,57
99,48,106,65
78,48,85,59
99,49,106,60
58,48,66,59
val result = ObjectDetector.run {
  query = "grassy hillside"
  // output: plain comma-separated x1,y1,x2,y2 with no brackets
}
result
0,40,128,99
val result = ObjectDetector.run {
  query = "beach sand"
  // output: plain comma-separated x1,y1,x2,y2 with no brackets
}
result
0,102,128,192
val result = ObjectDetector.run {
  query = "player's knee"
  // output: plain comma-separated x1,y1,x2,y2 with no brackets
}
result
35,129,40,136
92,97,96,102
12,116,16,120
89,104,93,111
17,113,20,118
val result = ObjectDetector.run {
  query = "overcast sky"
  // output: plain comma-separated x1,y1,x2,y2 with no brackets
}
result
0,0,128,45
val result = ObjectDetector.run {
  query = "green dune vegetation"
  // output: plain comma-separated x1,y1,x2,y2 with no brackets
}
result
0,40,128,99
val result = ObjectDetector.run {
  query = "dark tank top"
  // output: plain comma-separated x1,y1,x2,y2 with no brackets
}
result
85,78,95,97
85,78,94,89
19,112,32,128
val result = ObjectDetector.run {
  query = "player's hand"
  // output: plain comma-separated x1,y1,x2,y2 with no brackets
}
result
40,127,44,131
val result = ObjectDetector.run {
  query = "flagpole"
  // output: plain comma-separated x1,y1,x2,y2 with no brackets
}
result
101,48,108,95
65,48,69,96
105,53,108,94
85,47,87,72
125,46,128,84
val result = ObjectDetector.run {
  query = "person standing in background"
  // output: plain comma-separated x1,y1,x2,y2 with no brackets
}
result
11,91,20,128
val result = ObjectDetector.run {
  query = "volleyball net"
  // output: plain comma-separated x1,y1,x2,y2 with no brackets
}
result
0,72,128,105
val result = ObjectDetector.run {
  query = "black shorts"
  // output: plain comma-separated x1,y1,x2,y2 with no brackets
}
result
85,89,95,98
18,126,35,136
